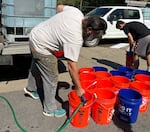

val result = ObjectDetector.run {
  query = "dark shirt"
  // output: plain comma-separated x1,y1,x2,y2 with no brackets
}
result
123,21,150,41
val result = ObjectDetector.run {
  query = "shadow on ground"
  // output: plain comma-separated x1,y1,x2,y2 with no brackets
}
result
112,109,134,132
0,56,68,81
56,81,70,116
92,57,123,69
0,55,32,81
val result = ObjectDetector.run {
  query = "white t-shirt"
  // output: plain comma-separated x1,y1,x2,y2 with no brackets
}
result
30,6,84,62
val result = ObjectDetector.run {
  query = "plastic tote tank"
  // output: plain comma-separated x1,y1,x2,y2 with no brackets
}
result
1,0,57,42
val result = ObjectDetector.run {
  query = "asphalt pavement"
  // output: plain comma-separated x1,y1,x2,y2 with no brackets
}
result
0,45,149,132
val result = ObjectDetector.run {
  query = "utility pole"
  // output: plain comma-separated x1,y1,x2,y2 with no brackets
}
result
80,0,83,10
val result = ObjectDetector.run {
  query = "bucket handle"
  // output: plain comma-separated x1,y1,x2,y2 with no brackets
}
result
83,93,97,108
94,93,115,111
94,92,115,114
86,81,97,89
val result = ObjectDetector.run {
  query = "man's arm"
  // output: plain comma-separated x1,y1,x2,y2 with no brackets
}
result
67,60,85,97
127,33,136,51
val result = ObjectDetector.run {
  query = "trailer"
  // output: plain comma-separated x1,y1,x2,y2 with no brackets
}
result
0,0,57,65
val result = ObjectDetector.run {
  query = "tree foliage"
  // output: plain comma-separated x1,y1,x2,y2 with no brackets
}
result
57,0,80,6
57,0,125,13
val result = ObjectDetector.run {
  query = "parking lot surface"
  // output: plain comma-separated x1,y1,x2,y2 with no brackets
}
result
0,45,149,132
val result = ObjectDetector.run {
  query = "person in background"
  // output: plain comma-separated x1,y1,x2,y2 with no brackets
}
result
24,4,107,117
116,20,150,71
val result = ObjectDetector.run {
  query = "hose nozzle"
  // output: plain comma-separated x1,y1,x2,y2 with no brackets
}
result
80,94,87,104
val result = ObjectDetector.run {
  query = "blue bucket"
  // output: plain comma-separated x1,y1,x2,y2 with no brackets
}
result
125,72,134,80
135,69,150,75
126,51,134,56
109,70,126,76
118,66,133,73
93,66,108,72
118,66,134,79
118,89,142,123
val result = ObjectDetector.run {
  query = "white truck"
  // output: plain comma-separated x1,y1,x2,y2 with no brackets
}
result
0,0,56,65
84,6,150,47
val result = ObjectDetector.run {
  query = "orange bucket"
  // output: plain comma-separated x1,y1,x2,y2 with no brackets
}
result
78,67,94,74
79,73,96,81
91,89,116,124
53,51,64,58
94,71,112,80
80,80,97,94
97,79,114,88
110,76,130,91
96,79,115,91
68,90,95,128
96,79,119,101
134,74,150,85
130,81,150,112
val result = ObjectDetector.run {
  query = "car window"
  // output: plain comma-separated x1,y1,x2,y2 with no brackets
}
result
110,9,124,20
125,9,140,19
109,9,140,20
86,7,112,17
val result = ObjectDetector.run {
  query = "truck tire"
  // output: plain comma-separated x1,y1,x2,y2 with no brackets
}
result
84,38,100,47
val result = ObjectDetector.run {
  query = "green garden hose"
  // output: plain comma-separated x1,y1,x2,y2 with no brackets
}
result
0,95,27,132
56,101,84,132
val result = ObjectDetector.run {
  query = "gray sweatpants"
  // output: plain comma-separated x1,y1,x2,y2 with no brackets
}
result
137,35,150,57
27,50,58,113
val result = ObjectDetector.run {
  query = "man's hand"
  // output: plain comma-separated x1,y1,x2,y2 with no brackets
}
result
80,94,87,104
75,88,85,97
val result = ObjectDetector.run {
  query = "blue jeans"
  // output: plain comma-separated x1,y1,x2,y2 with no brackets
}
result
27,50,58,113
